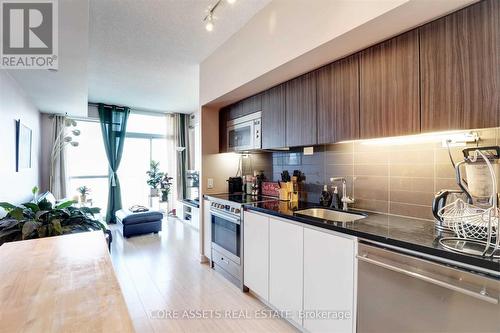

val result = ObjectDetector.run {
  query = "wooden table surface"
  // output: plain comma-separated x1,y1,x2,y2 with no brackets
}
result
0,231,134,333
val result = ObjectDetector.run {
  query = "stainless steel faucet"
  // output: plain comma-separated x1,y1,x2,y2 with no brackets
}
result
330,177,355,211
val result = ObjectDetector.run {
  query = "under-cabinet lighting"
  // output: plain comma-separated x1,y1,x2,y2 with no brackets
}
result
338,130,481,146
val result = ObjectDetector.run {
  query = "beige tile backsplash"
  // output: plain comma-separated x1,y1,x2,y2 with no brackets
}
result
270,127,500,221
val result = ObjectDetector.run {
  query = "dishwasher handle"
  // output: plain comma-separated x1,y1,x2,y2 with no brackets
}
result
356,254,499,305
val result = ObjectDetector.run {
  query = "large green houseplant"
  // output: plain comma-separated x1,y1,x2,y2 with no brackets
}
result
0,198,105,246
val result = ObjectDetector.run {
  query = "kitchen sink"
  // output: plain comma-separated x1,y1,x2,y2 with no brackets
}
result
294,208,367,223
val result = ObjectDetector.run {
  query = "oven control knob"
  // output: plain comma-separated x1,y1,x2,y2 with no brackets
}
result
234,208,241,214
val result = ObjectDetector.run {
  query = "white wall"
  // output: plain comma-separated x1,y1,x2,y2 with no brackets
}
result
0,71,41,204
200,0,475,107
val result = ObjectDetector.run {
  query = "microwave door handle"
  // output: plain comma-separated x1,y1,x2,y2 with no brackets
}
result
356,254,499,304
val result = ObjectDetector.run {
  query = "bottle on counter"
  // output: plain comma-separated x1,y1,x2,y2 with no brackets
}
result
330,186,342,210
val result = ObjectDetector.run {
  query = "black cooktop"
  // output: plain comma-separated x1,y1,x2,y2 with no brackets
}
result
205,193,276,205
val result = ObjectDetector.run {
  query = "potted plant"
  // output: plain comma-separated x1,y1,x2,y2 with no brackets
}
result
146,160,164,196
0,198,104,246
160,174,174,202
77,186,91,204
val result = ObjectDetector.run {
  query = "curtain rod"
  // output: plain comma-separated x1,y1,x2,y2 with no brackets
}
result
87,102,174,116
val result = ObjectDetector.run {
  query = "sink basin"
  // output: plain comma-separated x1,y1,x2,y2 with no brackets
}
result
295,208,367,223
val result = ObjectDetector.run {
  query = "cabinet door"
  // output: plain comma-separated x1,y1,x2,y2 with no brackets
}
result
420,0,499,131
243,212,269,300
304,229,355,333
360,30,420,139
269,218,303,326
317,54,360,144
285,72,317,147
219,107,229,153
228,94,262,120
262,84,286,149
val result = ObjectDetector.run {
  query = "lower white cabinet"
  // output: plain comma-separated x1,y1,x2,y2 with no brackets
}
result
243,212,269,300
304,228,356,333
243,211,356,333
269,217,304,326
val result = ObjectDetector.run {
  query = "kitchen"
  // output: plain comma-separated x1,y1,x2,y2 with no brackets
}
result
199,0,499,332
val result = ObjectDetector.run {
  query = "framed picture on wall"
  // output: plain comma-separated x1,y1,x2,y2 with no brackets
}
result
16,120,32,172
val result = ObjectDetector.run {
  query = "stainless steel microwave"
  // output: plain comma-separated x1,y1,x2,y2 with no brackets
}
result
226,112,261,151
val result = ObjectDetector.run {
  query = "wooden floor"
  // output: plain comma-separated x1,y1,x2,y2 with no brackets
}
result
110,217,298,333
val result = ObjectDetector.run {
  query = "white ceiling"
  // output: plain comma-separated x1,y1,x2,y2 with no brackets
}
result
7,0,270,116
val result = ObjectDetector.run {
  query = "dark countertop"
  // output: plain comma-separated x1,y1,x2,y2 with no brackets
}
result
244,200,499,275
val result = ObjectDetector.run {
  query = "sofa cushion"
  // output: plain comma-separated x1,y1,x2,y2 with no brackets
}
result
115,209,163,225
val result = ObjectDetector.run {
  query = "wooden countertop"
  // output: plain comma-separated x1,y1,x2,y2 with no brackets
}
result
0,231,134,332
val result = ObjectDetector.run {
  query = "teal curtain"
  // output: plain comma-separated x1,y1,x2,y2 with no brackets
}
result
98,104,129,223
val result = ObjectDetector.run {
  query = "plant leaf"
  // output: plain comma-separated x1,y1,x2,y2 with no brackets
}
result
22,220,40,239
51,219,62,235
9,208,25,221
37,199,53,211
55,200,76,210
35,210,49,220
0,202,17,212
22,202,40,213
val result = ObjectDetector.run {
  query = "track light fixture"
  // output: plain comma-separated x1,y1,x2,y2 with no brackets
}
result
203,0,236,32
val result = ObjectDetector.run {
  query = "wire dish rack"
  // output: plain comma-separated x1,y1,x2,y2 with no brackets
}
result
438,150,499,259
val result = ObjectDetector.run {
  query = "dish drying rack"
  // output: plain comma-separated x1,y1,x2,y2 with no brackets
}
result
438,149,499,258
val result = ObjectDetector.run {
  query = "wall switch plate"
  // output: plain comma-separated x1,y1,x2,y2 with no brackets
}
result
207,178,214,189
303,147,314,155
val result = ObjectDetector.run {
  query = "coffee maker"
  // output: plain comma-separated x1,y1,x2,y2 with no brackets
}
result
433,146,500,229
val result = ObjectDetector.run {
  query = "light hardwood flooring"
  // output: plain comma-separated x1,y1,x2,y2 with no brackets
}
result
109,217,298,333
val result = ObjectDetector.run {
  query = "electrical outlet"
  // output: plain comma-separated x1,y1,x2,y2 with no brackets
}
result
207,178,214,189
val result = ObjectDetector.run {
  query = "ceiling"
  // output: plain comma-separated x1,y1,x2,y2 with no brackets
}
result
8,0,270,116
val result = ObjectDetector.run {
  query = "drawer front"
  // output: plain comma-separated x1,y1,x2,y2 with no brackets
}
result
212,248,240,279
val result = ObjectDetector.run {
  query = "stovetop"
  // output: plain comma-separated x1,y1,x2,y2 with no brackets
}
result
205,193,276,205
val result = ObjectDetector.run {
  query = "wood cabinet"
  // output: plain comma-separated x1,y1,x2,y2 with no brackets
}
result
317,54,360,144
219,107,229,153
243,212,269,301
420,0,499,132
303,228,356,333
285,72,317,147
269,218,304,326
228,94,262,120
360,30,420,138
262,84,287,149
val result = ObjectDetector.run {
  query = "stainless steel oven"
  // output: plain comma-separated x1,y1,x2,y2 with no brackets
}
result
209,199,245,290
226,112,261,151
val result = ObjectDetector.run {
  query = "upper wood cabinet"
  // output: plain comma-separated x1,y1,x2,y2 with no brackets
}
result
219,107,229,153
262,84,286,149
359,30,420,139
228,94,262,120
420,0,499,132
317,54,360,144
285,72,317,147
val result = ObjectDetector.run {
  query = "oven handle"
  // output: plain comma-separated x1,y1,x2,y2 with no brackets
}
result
356,254,499,304
210,209,241,225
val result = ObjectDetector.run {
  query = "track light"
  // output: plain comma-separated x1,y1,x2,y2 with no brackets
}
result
205,15,214,31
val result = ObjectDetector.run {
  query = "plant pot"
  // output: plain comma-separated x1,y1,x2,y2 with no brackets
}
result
161,191,169,202
150,188,159,196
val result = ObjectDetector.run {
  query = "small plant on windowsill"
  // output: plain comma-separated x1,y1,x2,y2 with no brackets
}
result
146,160,164,196
77,186,91,204
160,174,174,202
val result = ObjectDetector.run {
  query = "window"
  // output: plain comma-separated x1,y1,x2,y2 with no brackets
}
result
67,113,173,212
66,120,109,210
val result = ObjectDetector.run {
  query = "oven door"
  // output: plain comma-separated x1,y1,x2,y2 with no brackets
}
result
211,209,241,264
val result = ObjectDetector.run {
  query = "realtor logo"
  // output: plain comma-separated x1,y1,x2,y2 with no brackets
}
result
1,0,58,69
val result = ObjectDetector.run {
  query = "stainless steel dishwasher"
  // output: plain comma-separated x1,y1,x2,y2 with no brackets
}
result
357,242,500,333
